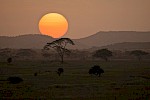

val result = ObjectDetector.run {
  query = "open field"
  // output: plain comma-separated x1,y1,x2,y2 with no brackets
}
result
0,60,150,99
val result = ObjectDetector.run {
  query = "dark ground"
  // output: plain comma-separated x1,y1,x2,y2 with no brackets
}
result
0,60,150,99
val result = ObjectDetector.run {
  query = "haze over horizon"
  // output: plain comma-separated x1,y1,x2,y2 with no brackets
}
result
0,0,150,39
0,31,150,40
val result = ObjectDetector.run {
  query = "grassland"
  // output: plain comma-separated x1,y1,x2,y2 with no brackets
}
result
0,60,150,99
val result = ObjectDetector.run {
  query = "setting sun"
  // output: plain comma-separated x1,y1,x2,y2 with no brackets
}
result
39,13,68,38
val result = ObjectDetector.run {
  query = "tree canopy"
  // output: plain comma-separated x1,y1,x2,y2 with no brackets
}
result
44,38,75,63
93,49,112,61
130,50,149,61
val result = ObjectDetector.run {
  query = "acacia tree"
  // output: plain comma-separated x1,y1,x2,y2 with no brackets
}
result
44,38,75,63
93,49,112,61
130,50,149,61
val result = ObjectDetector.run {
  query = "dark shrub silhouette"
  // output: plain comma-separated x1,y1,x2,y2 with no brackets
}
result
34,72,37,76
89,65,104,77
7,57,12,63
7,77,23,84
57,68,64,76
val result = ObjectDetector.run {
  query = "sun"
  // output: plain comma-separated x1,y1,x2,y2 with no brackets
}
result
39,13,68,38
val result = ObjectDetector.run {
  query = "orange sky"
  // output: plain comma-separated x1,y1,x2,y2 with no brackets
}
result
0,0,150,39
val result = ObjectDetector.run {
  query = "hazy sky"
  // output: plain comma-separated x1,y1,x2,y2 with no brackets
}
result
0,0,150,39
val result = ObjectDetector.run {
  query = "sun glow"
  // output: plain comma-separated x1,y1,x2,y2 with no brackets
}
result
39,13,68,38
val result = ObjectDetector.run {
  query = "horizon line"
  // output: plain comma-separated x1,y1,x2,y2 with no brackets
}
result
0,30,150,39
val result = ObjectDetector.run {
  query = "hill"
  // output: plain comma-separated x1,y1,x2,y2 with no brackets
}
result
0,34,55,49
0,31,150,50
77,31,150,48
88,42,150,51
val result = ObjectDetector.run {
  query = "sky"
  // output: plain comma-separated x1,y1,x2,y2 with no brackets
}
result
0,0,150,39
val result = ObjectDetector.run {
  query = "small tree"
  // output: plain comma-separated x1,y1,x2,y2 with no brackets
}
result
89,65,104,77
57,68,64,76
44,38,75,63
7,57,12,64
93,49,112,61
130,50,149,61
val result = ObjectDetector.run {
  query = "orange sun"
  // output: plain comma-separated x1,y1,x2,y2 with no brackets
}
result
39,13,68,38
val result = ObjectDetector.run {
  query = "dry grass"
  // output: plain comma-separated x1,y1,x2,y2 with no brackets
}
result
0,60,150,99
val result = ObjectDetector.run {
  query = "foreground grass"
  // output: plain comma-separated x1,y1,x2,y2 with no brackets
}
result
0,60,150,99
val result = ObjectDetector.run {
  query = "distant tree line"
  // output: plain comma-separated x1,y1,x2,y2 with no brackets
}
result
0,46,149,62
130,50,149,61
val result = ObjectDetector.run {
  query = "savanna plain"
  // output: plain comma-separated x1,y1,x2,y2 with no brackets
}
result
0,59,150,100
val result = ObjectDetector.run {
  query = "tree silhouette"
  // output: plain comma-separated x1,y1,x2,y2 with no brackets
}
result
93,49,112,61
89,65,104,77
7,57,12,64
130,50,149,61
44,38,75,63
57,68,64,76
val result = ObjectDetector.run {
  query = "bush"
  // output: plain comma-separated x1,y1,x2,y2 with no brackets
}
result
57,68,64,76
7,77,23,84
89,65,104,77
7,57,12,63
34,72,37,76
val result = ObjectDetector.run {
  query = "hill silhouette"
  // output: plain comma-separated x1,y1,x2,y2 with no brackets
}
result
0,34,55,49
88,42,150,51
0,31,150,50
77,31,150,48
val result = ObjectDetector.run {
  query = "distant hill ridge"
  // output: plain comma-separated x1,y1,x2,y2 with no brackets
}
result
0,31,150,50
0,34,55,49
88,42,150,51
77,31,150,47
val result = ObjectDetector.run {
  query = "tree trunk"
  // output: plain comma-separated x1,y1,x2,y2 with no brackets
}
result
61,55,64,64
